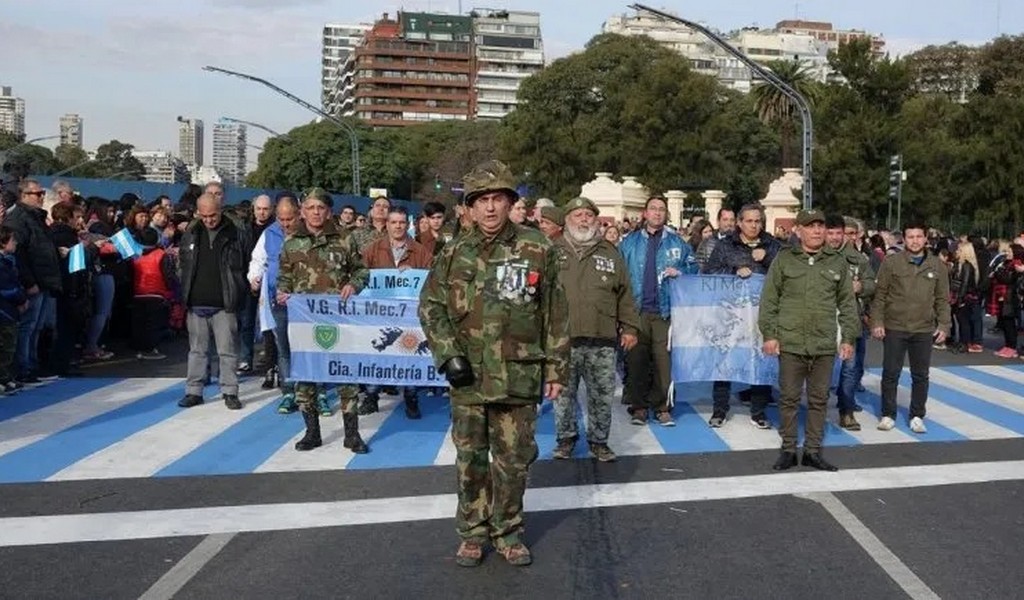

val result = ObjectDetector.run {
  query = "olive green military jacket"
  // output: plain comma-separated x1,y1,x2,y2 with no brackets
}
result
758,245,860,356
840,243,876,317
870,250,951,335
419,221,570,405
277,220,369,295
350,223,386,254
553,237,640,342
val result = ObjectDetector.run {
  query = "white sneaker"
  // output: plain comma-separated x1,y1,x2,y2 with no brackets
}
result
877,416,896,431
909,417,927,434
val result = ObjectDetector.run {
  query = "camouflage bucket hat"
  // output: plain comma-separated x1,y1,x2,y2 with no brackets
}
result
462,160,519,207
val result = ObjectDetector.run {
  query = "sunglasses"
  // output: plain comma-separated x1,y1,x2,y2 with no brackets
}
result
24,190,45,197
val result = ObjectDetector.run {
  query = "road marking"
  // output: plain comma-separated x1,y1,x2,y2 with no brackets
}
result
799,492,940,600
138,533,236,600
0,379,179,459
861,373,1017,440
970,365,1024,385
49,380,275,481
3,459,1022,547
929,369,1024,415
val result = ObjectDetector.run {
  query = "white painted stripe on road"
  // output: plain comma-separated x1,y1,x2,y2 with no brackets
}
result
688,402,778,451
929,369,1024,415
0,378,181,459
4,459,1022,547
800,492,940,600
605,399,667,456
254,394,398,473
861,373,1017,440
138,533,237,600
49,380,275,481
832,402,916,445
970,365,1024,385
433,422,456,465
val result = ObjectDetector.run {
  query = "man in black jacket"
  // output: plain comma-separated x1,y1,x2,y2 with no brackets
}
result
177,193,248,410
5,179,62,384
703,203,781,429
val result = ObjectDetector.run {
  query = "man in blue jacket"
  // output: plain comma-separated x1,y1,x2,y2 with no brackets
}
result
619,196,697,426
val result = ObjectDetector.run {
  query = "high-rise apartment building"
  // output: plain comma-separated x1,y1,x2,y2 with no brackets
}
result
602,10,885,92
177,117,204,167
212,119,247,186
338,12,475,127
0,86,26,138
59,113,83,148
132,150,190,184
471,8,545,120
322,23,371,117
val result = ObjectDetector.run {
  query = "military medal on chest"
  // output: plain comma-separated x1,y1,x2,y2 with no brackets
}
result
495,254,539,305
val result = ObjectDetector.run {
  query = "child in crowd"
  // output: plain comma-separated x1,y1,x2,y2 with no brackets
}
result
131,228,178,360
0,226,27,393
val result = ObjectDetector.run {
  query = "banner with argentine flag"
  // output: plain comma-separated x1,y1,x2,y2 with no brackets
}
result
109,228,143,259
669,274,778,386
286,269,442,385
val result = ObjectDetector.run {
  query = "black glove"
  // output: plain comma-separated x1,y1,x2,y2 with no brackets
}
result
441,356,475,388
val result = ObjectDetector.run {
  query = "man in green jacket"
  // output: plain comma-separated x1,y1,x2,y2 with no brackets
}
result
419,160,570,567
870,219,951,435
551,197,639,463
759,209,859,472
826,215,876,431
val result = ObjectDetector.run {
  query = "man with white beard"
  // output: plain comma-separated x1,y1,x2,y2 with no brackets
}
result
551,198,640,462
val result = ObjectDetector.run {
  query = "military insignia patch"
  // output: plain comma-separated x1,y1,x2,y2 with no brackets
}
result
313,324,339,351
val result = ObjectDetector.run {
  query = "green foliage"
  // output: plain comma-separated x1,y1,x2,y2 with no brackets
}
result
93,140,145,180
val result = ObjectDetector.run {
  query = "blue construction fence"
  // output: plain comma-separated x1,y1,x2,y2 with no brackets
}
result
31,175,422,216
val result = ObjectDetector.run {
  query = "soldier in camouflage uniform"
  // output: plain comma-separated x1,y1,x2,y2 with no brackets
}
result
350,193,390,253
276,188,370,453
419,160,570,567
551,197,640,463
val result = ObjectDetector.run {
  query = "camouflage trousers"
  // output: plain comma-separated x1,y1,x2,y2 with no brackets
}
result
296,383,359,415
554,345,617,445
451,403,538,548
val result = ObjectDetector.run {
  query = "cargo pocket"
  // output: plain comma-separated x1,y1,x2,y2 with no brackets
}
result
505,360,544,401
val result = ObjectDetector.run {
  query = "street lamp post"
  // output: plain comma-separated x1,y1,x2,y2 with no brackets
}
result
203,66,362,195
629,4,816,209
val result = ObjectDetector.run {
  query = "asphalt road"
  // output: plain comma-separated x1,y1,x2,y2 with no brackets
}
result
2,323,1022,599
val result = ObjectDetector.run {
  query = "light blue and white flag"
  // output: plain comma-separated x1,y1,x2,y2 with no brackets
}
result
287,269,442,386
109,228,142,259
68,243,87,274
669,274,778,386
358,268,428,299
258,276,276,333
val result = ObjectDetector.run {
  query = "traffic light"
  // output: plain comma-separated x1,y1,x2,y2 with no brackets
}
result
888,155,902,202
433,175,442,192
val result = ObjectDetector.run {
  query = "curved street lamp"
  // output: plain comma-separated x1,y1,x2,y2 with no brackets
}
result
630,4,816,209
203,66,361,195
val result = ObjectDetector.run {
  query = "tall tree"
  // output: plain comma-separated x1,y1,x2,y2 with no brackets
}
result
751,59,820,168
976,34,1024,97
93,140,145,180
905,43,979,101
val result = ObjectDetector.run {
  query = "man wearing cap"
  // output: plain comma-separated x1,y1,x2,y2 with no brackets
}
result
276,188,370,453
538,206,563,240
759,209,859,472
827,214,876,431
419,160,569,567
351,193,390,253
551,197,639,462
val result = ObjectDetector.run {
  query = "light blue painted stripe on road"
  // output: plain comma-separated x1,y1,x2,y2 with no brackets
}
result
651,385,731,453
157,392,303,478
913,371,1024,436
0,378,120,423
0,380,184,483
761,403,862,448
862,369,969,441
946,366,1024,401
348,391,451,470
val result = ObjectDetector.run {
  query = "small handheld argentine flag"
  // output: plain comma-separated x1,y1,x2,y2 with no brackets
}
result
110,228,143,259
68,243,87,274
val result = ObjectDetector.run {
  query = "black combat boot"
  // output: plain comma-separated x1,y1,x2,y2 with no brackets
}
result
343,412,369,454
294,409,322,451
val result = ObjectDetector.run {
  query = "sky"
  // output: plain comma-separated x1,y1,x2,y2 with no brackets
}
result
1,0,1020,160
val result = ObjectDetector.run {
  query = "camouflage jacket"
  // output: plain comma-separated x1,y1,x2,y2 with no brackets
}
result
419,220,570,406
350,223,387,254
277,220,369,295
